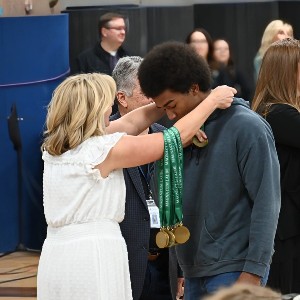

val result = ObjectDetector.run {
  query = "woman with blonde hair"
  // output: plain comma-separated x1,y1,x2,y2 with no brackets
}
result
253,19,293,81
252,38,300,294
37,72,236,300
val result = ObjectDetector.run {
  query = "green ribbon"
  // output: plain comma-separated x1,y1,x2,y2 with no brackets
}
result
158,127,184,228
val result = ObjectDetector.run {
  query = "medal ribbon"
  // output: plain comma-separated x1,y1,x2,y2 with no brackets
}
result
158,127,184,228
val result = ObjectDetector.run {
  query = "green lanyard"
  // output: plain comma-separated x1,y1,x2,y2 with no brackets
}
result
158,127,183,228
156,127,195,248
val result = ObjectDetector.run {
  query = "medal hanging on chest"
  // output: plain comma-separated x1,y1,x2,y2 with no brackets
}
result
193,124,208,148
156,127,190,248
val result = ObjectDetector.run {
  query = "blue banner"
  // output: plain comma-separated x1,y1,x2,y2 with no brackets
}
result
0,14,69,252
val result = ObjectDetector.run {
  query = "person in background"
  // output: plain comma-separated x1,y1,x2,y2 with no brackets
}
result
77,12,129,115
211,38,252,102
111,56,178,300
253,19,293,82
185,28,225,90
252,38,300,294
77,12,129,75
37,72,235,300
185,28,214,66
138,41,281,300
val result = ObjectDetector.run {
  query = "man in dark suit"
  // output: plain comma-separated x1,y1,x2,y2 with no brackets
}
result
111,56,180,300
77,12,129,115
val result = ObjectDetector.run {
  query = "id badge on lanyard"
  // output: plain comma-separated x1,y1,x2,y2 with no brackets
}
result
146,198,161,228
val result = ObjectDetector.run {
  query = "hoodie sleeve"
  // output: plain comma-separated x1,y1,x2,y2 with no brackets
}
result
238,119,281,277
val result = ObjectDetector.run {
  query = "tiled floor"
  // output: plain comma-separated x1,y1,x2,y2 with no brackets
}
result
0,251,39,300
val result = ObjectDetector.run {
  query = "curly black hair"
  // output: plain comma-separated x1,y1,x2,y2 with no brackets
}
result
138,41,212,99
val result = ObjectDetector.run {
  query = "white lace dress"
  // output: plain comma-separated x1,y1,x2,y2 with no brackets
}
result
37,133,133,300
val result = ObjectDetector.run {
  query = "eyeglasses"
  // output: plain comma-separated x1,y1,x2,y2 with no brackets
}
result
105,26,126,31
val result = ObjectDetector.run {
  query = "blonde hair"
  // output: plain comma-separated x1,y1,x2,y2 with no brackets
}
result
284,23,294,37
252,38,300,115
42,73,116,156
258,20,293,58
203,283,281,300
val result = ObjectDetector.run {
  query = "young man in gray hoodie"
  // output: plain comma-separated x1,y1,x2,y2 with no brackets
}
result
138,41,281,300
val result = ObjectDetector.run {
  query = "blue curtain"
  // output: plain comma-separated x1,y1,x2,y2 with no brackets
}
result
0,14,69,252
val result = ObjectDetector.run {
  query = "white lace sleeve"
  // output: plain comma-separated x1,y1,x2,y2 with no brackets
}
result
42,132,126,166
84,133,126,167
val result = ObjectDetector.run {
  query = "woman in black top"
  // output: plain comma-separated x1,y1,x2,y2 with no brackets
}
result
252,38,300,294
211,39,252,102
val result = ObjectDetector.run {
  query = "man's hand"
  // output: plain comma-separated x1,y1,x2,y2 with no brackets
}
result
236,272,261,285
176,277,184,299
193,128,208,147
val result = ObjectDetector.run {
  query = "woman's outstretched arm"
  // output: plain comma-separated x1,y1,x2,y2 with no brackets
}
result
99,85,236,177
106,102,165,136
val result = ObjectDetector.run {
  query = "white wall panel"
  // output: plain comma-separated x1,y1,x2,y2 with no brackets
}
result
60,0,275,10
60,0,140,9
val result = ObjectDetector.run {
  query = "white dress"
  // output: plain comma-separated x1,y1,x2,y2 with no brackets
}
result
37,133,133,300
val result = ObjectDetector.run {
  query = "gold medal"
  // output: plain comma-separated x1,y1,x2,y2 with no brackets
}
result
156,229,169,248
173,225,190,244
193,136,208,148
165,229,176,247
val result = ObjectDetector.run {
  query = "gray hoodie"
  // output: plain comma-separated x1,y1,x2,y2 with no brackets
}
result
176,98,280,278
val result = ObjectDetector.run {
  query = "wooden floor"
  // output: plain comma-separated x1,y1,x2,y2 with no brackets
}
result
0,251,39,300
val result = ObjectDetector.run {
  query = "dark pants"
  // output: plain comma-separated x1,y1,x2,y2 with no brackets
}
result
268,234,300,294
139,250,172,300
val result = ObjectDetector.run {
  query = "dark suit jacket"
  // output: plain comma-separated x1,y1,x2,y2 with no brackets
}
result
110,112,178,300
76,42,128,75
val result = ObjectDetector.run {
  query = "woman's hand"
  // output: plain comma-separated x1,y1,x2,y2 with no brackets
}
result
209,85,237,109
